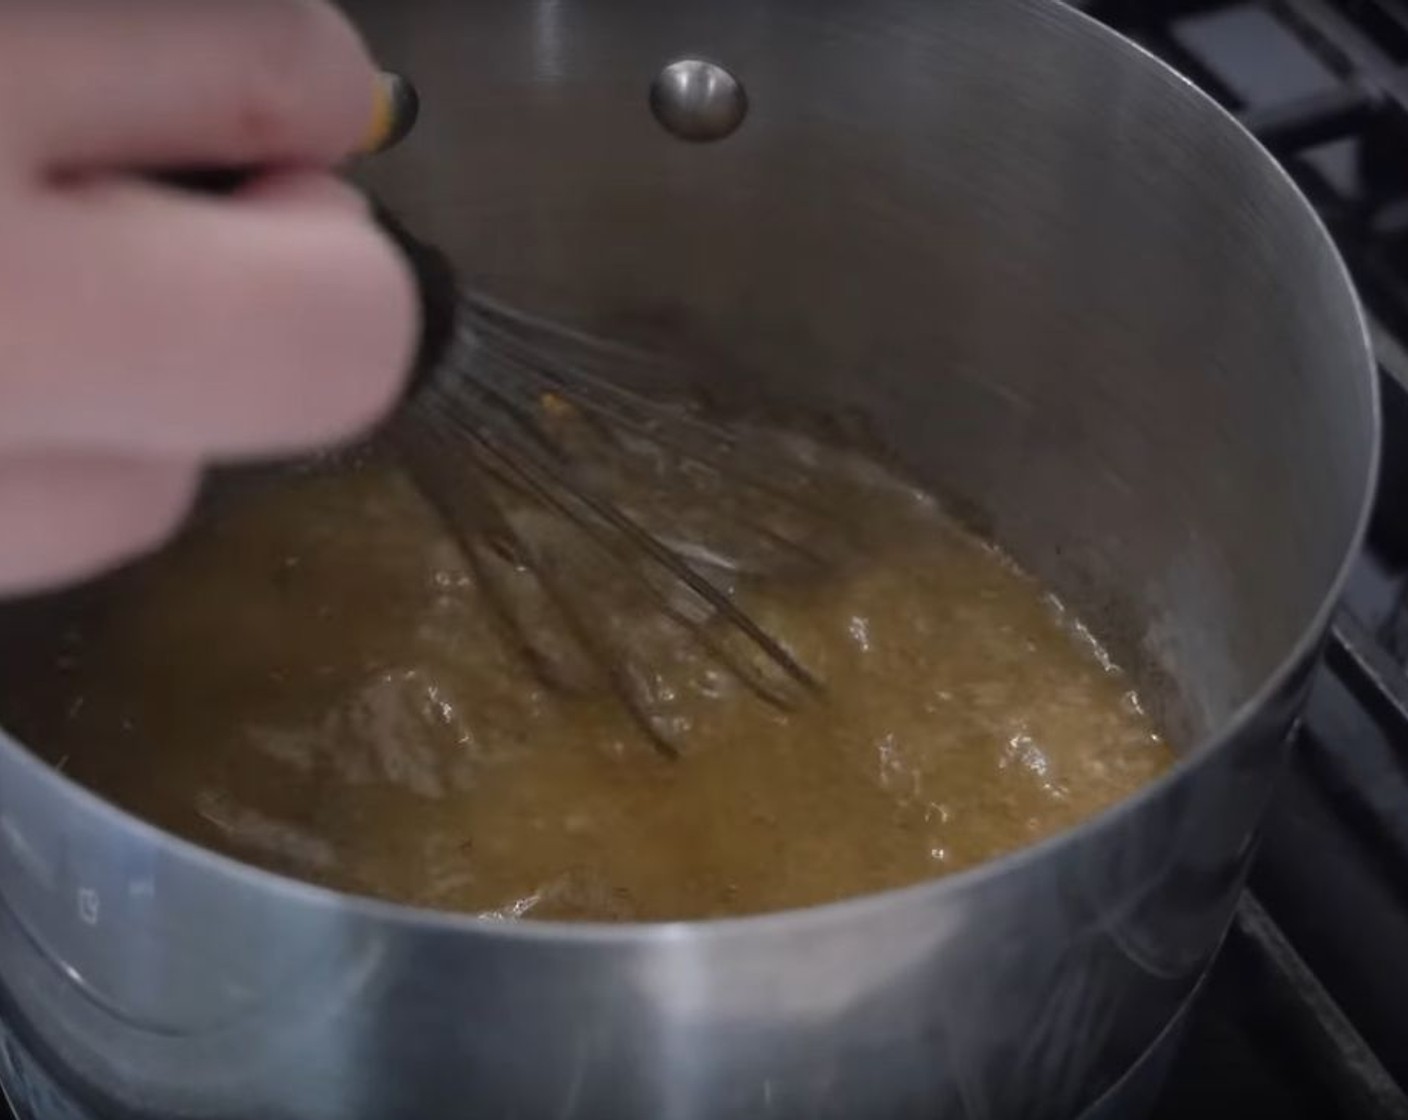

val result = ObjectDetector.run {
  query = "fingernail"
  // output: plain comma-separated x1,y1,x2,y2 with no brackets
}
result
362,71,421,155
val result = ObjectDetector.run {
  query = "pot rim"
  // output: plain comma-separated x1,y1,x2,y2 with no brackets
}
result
0,0,1383,948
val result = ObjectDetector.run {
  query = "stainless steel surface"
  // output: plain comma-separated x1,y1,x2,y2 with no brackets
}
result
0,0,1379,1117
649,58,749,141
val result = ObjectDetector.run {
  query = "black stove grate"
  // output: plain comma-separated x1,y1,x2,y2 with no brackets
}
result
1152,895,1408,1120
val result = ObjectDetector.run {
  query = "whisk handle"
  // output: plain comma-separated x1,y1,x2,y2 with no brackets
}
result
368,202,461,393
363,71,421,155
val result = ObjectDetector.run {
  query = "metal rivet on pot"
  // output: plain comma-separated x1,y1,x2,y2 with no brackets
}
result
649,59,748,142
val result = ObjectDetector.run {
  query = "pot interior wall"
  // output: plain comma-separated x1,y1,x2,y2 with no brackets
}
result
347,0,1375,744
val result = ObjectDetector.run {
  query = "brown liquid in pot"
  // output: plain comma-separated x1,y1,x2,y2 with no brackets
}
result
0,433,1173,921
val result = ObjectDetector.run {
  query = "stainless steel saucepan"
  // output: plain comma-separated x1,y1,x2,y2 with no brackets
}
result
0,0,1378,1117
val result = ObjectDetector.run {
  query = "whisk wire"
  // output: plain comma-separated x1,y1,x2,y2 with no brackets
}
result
461,312,849,565
420,379,817,706
396,289,834,750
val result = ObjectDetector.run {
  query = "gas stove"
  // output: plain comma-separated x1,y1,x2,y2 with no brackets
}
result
6,2,1408,1119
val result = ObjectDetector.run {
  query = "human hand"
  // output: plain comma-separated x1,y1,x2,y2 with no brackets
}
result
0,0,417,594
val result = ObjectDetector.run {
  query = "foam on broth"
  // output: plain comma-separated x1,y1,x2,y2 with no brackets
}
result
0,432,1172,921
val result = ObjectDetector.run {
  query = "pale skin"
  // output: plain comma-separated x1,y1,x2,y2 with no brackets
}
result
0,0,417,594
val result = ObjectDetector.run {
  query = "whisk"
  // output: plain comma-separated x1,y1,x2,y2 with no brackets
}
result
162,70,839,754
373,207,837,755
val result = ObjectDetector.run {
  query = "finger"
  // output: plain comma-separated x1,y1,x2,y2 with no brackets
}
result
0,455,199,595
0,176,417,458
237,169,370,215
0,0,376,175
